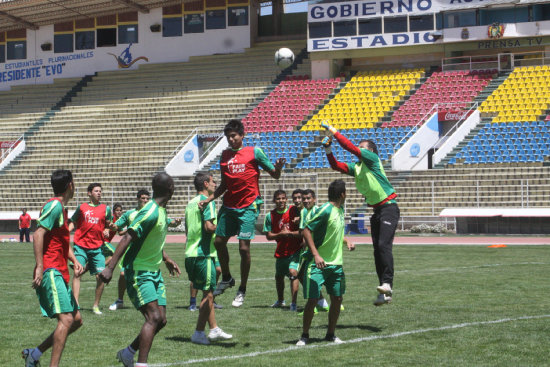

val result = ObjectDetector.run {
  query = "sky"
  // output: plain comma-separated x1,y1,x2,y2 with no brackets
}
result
260,1,308,16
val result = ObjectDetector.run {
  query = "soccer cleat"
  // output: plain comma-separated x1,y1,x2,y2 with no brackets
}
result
188,304,197,312
289,303,297,312
208,327,233,341
116,349,134,367
213,302,223,309
22,348,40,367
377,283,393,296
298,307,318,316
232,291,245,307
373,293,392,306
325,335,343,344
213,277,235,296
109,300,124,311
92,306,102,315
340,304,345,311
296,337,308,346
271,300,286,308
317,298,329,312
191,331,210,345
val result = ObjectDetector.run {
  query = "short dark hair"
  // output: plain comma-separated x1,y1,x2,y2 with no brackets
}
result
303,189,316,198
113,203,122,211
328,180,346,202
87,183,102,193
360,139,379,156
51,169,73,195
152,172,174,198
272,189,286,202
136,189,150,198
292,189,304,197
194,172,212,192
224,119,245,136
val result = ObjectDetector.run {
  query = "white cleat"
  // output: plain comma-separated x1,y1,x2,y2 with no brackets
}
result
109,300,124,311
376,283,393,296
232,291,245,307
373,293,392,306
191,331,210,345
271,300,286,308
296,337,308,346
208,327,233,341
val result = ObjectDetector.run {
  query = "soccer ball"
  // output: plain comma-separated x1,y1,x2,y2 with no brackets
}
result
275,48,295,69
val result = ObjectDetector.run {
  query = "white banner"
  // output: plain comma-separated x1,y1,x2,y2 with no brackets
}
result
309,0,528,22
308,31,438,51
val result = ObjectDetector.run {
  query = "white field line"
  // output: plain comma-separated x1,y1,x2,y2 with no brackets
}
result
3,262,548,287
144,314,550,367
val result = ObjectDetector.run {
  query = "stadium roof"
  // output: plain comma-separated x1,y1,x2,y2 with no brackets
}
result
0,0,198,33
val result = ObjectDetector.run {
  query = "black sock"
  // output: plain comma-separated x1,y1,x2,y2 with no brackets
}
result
325,333,334,340
238,285,246,293
301,333,309,339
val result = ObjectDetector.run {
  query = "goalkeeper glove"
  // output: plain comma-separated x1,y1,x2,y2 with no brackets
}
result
320,121,337,135
321,136,333,154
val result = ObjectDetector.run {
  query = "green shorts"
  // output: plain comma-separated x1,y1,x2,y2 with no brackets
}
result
214,257,220,268
125,268,166,310
215,199,262,240
36,269,79,318
185,256,217,291
74,245,105,275
101,242,115,258
275,252,300,277
303,262,345,299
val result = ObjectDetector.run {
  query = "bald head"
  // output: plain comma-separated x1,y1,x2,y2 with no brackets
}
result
152,172,174,199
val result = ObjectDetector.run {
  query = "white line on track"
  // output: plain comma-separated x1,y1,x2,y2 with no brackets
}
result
2,262,548,287
144,314,550,366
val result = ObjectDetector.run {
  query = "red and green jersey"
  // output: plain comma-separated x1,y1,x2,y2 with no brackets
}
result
72,202,112,249
220,146,275,209
123,200,169,272
105,214,120,243
263,205,302,258
305,202,345,265
37,198,71,283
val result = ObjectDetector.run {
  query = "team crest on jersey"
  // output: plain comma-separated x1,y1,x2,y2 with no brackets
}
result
108,43,149,69
488,23,505,39
84,210,100,224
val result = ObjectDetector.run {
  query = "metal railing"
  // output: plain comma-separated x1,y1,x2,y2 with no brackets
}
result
0,134,24,164
442,51,550,72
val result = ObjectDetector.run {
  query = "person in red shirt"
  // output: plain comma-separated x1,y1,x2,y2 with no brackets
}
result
70,183,112,315
263,190,302,311
22,169,84,367
199,119,285,308
19,208,32,242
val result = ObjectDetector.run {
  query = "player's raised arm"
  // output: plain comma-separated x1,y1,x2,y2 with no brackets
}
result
321,121,362,158
99,230,135,284
321,136,352,175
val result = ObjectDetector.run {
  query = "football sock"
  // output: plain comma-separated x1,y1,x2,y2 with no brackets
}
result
189,297,196,305
238,286,246,293
301,333,309,339
31,348,42,361
222,273,232,282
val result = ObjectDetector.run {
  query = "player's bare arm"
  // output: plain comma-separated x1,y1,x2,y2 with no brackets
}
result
99,230,136,284
32,227,46,289
204,219,216,234
268,158,286,179
162,250,181,277
168,218,182,227
303,227,325,269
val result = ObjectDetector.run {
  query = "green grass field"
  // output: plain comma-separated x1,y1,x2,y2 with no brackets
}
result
1,242,549,366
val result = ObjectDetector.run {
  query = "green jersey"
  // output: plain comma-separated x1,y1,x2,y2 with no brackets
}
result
346,149,395,206
185,194,217,258
115,208,138,229
123,201,169,272
299,205,318,230
305,202,345,265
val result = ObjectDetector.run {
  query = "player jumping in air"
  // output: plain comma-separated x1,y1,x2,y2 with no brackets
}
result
321,122,399,306
199,119,285,308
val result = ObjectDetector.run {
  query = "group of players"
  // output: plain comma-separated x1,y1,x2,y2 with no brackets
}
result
24,119,399,367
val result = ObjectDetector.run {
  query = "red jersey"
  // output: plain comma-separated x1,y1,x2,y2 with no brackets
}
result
72,202,110,249
220,146,274,209
264,205,302,258
104,214,119,243
38,198,71,283
19,213,31,228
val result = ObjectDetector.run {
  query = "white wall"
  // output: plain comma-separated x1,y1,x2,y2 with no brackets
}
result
0,139,25,171
432,110,480,166
0,7,251,90
311,59,331,79
392,112,440,171
165,135,200,177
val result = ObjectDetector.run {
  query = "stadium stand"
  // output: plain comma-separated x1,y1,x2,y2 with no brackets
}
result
303,69,425,130
478,65,550,122
390,69,496,127
242,77,341,132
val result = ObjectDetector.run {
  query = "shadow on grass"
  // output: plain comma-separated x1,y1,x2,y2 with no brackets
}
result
165,336,238,348
284,324,382,332
282,337,325,345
